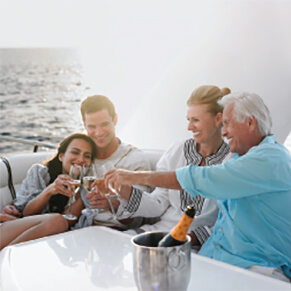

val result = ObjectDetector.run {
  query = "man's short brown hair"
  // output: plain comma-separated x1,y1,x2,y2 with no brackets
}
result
81,95,116,120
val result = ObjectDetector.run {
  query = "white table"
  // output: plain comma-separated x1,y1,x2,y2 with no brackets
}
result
0,226,290,290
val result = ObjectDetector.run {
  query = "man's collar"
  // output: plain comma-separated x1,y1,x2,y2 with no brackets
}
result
232,135,275,158
260,134,275,145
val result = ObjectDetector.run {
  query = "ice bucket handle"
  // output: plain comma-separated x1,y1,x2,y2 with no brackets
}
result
168,248,187,271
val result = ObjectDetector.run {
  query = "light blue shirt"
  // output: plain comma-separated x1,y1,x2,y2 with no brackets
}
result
176,135,291,277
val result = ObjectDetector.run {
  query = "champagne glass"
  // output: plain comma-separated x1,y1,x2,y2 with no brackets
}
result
95,164,117,220
82,163,98,216
102,162,120,219
63,164,82,221
90,163,117,220
103,162,121,199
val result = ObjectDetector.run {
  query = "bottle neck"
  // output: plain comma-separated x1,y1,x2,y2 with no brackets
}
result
170,213,194,242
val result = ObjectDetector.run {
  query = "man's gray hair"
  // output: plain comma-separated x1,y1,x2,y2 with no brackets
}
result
218,92,272,136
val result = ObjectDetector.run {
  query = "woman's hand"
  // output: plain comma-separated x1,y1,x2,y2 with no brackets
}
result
2,205,21,217
45,174,75,198
22,174,75,217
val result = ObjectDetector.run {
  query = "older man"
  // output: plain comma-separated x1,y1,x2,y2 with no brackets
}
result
105,92,291,282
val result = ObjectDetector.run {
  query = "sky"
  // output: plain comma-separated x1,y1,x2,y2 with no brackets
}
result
0,0,291,148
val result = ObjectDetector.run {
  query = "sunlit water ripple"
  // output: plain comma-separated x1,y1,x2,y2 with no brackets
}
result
0,48,90,155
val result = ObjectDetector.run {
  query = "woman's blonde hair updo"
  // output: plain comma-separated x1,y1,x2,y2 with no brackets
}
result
187,85,231,116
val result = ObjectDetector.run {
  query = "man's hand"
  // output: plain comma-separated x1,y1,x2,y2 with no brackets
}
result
86,188,120,212
104,169,135,188
104,169,135,200
87,189,109,210
104,169,182,193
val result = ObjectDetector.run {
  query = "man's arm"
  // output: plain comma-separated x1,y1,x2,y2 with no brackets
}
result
177,146,291,200
104,169,182,199
146,171,182,189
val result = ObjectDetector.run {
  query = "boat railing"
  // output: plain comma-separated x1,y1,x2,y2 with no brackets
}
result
0,135,57,153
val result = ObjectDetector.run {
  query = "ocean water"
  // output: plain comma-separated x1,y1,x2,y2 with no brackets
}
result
0,48,88,155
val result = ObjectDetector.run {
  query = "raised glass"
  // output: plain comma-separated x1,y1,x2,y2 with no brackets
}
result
82,163,98,216
63,164,82,221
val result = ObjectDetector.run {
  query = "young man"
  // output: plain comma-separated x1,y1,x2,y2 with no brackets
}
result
105,92,291,282
76,94,152,229
80,95,151,170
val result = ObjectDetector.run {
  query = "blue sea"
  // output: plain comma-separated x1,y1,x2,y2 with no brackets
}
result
0,48,89,155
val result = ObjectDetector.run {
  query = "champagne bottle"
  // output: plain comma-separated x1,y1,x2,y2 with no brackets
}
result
158,206,195,247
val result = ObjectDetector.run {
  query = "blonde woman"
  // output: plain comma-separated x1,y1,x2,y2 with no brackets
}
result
97,85,232,248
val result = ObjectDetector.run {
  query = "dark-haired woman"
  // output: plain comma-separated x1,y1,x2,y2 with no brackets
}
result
0,133,97,251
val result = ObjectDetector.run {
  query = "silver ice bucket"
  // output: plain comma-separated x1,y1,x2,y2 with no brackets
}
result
131,231,191,291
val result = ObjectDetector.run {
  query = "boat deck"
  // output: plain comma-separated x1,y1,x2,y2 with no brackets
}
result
1,226,290,290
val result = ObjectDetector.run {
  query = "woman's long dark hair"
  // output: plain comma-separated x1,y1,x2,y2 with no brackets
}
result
43,133,97,213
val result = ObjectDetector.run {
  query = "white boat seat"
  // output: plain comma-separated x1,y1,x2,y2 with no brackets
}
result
0,149,163,212
0,151,56,212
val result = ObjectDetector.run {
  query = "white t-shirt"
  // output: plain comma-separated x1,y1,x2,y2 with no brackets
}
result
75,140,152,229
